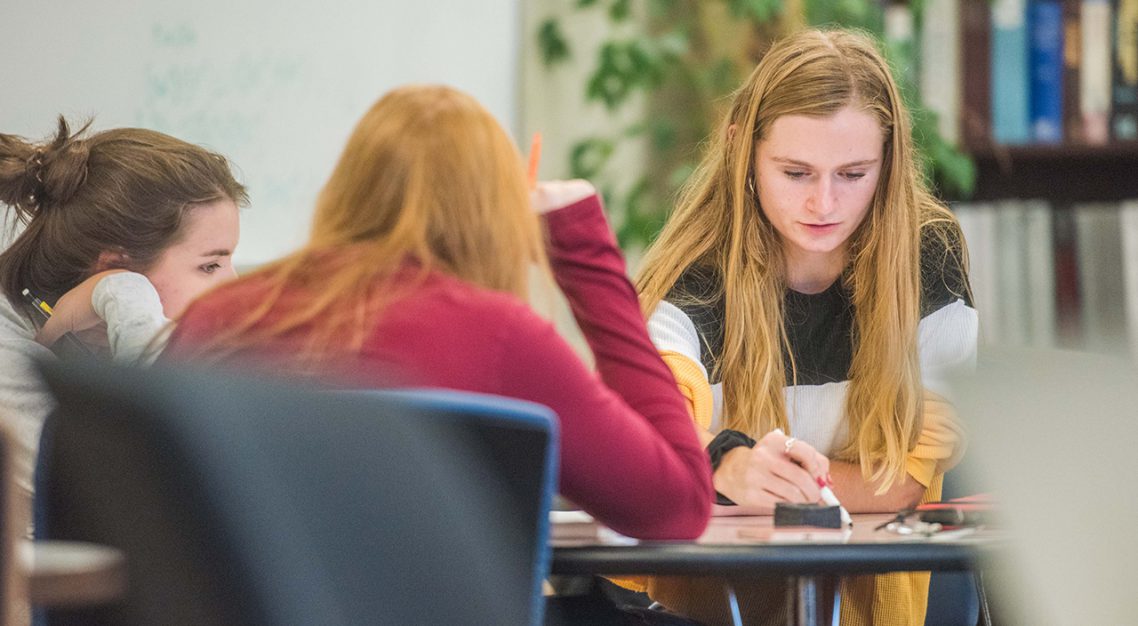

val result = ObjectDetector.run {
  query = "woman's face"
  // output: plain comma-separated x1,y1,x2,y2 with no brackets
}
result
143,198,241,318
753,105,884,283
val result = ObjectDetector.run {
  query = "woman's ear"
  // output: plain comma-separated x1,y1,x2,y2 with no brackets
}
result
726,124,737,143
94,250,131,273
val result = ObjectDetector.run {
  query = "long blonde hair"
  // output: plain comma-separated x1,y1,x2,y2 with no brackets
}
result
186,85,546,365
637,29,964,490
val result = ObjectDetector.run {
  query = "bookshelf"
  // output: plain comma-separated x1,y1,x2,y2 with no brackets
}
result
960,142,1138,203
925,0,1138,353
933,0,1138,205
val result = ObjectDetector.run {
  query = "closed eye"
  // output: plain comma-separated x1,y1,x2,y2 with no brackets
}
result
784,170,809,180
841,171,867,181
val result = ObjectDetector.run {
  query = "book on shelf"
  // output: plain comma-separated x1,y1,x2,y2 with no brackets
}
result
992,0,1032,144
921,0,962,146
953,202,999,343
1022,200,1057,345
1082,0,1114,144
1052,207,1083,346
960,0,992,149
954,200,1054,346
1073,204,1128,352
1119,201,1138,356
952,0,1133,149
1062,0,1084,143
995,202,1036,345
1029,0,1065,142
1111,0,1138,140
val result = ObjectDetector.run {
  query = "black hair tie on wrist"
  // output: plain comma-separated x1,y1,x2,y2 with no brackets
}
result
706,429,757,505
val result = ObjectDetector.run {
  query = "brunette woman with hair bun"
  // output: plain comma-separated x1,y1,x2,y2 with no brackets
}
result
0,117,247,503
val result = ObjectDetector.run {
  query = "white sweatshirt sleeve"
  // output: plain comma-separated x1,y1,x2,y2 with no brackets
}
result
91,272,171,365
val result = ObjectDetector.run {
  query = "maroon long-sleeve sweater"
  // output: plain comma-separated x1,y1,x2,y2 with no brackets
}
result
165,195,712,540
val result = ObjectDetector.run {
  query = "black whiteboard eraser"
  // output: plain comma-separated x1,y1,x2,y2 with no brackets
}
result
774,502,842,529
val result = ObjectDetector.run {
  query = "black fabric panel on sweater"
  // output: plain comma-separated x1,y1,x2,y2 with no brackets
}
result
920,223,973,316
664,265,725,383
663,223,972,388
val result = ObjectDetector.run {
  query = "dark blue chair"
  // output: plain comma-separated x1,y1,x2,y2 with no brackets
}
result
0,427,14,626
35,360,558,626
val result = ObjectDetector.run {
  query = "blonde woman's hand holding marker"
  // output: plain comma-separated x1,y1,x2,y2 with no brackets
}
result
713,429,829,513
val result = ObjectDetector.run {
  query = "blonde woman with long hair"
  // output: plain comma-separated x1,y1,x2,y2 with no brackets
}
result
164,85,713,544
634,29,976,625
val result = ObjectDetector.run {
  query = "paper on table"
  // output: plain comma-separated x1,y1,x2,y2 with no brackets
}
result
550,510,594,524
549,510,638,544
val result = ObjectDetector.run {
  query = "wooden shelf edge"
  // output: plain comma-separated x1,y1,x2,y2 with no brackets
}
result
944,142,1138,204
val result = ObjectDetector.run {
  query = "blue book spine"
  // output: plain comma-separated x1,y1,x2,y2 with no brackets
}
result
1030,0,1065,142
992,0,1032,144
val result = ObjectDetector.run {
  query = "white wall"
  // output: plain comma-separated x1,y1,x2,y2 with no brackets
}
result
1,0,521,266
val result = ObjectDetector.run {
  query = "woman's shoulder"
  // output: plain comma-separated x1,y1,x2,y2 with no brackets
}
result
919,216,972,316
655,263,725,365
91,271,165,314
0,293,52,368
663,264,722,322
419,270,537,324
0,294,33,337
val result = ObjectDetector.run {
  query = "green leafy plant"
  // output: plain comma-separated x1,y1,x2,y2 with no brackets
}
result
538,0,976,247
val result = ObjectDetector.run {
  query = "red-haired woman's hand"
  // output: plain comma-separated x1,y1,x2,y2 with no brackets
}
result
36,270,126,349
712,431,830,512
531,179,596,214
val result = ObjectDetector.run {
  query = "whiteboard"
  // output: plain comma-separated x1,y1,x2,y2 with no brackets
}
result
1,0,521,266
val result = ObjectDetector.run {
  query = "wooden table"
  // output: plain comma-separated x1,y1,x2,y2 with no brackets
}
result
22,540,127,607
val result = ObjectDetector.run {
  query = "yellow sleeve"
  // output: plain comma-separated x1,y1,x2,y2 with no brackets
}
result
905,389,967,487
658,350,713,429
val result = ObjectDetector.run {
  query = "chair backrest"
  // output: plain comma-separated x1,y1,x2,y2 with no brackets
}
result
36,359,558,626
0,424,19,626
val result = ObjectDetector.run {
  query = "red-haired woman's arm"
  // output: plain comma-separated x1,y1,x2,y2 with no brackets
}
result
496,192,713,539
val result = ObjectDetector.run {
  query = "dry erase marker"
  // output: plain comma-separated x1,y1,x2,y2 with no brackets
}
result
527,132,542,189
820,485,853,527
773,428,853,526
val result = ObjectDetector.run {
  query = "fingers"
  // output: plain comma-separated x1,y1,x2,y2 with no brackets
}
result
730,477,809,510
531,179,596,214
714,444,820,507
786,443,830,483
765,452,821,502
760,430,829,482
714,430,831,508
